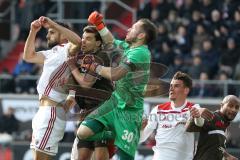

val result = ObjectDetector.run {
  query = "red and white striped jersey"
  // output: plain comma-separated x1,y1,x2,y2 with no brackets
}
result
147,101,199,160
37,43,70,102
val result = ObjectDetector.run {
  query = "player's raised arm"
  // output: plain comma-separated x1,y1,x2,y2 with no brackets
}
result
88,11,114,44
23,19,45,64
39,16,81,55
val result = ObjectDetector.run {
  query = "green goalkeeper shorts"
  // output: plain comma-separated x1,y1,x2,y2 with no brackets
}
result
87,95,143,157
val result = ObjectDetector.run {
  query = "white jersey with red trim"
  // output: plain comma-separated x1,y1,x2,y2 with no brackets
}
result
37,43,70,102
147,101,199,160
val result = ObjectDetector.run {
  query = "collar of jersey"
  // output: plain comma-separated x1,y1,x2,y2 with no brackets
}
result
171,100,187,110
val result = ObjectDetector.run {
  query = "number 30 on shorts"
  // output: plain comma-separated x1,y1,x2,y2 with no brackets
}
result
121,130,134,143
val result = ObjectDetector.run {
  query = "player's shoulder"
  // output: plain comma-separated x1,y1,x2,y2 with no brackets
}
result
129,46,151,61
186,101,196,108
157,102,171,111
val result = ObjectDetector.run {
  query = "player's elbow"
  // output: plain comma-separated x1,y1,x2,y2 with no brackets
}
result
22,52,32,63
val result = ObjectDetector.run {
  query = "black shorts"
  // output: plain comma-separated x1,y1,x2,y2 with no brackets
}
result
77,139,108,150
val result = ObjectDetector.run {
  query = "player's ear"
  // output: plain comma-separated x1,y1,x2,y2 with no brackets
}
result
96,40,101,48
184,87,190,95
137,32,145,41
220,102,223,108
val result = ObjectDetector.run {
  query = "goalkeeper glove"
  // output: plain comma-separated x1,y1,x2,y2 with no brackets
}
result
88,11,105,31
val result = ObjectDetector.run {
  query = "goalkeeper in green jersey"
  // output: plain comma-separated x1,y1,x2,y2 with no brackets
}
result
77,11,158,160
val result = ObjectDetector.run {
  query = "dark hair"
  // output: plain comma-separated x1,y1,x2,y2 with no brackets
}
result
173,71,192,89
139,18,157,44
56,21,71,29
83,25,103,43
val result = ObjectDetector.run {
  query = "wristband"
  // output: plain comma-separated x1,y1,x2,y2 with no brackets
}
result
99,27,109,36
194,117,205,127
96,65,103,75
68,90,76,98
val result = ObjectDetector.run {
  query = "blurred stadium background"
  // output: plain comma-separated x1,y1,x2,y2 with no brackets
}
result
0,0,240,159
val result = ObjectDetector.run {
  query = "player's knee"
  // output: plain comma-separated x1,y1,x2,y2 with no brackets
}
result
77,125,94,139
78,154,92,160
94,148,109,160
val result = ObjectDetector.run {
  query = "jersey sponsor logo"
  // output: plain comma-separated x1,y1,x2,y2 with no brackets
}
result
161,124,172,128
148,112,189,122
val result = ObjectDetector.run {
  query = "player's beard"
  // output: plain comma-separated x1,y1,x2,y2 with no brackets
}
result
224,112,237,121
47,40,58,48
169,97,176,101
125,36,138,45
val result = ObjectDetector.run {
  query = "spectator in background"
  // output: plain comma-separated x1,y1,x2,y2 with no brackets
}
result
214,23,230,50
188,9,204,36
200,0,218,21
192,24,210,50
219,37,240,77
137,0,158,20
15,0,34,40
0,68,15,93
13,52,35,94
200,39,220,78
150,8,160,24
164,10,182,35
154,41,175,66
191,71,217,97
32,0,54,20
210,9,222,37
155,0,172,22
187,55,203,79
0,107,19,134
166,54,187,78
215,71,237,97
173,25,191,56
0,107,19,145
13,52,33,77
231,9,240,42
233,61,240,80
178,0,199,20
151,23,169,55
